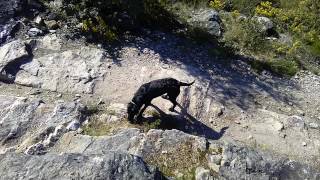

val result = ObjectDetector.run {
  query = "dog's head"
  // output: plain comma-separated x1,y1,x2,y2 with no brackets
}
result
127,102,139,122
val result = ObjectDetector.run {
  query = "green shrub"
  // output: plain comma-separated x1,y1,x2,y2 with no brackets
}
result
310,40,320,56
250,59,299,76
209,0,225,10
218,0,320,75
82,119,112,136
229,0,263,15
82,118,135,136
82,16,117,42
222,13,270,55
267,59,299,76
142,119,162,132
255,1,278,17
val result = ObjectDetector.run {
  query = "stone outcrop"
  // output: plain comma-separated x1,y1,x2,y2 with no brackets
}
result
0,95,86,154
254,16,274,33
0,152,164,180
187,9,222,37
0,35,108,93
0,40,29,82
0,20,20,45
51,126,320,179
15,46,106,93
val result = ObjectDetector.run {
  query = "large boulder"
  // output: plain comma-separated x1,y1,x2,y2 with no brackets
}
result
51,128,207,157
15,43,107,93
187,9,222,36
52,127,210,177
195,167,213,180
51,128,141,155
0,152,164,180
27,27,44,37
37,33,62,51
0,40,29,72
0,40,30,82
0,95,87,154
44,20,59,30
253,16,274,33
0,20,20,45
218,143,319,180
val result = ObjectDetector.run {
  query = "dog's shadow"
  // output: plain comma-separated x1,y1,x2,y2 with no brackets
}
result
139,103,228,140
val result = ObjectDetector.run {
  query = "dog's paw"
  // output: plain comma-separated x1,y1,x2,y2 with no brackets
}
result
161,94,169,99
128,118,135,124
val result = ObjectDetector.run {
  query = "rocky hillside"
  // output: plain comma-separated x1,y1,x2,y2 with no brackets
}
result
1,0,320,179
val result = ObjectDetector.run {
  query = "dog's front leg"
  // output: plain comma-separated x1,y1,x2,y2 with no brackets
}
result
137,103,149,119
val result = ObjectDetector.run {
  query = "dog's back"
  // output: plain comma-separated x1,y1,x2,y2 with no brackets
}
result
134,78,178,98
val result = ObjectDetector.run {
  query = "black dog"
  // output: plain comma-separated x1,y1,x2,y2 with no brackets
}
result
127,78,195,123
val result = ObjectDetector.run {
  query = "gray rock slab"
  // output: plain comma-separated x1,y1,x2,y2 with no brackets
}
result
0,95,86,154
15,46,107,93
0,40,28,72
0,152,164,180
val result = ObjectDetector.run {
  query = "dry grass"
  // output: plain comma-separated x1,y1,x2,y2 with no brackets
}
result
82,116,134,136
83,107,161,136
144,141,217,179
83,119,163,135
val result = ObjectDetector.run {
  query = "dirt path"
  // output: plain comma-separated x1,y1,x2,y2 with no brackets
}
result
93,32,320,167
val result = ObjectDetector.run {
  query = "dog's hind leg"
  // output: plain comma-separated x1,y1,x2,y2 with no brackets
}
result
168,98,177,112
167,90,180,112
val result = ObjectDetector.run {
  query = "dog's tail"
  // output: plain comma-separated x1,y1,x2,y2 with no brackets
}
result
179,80,195,86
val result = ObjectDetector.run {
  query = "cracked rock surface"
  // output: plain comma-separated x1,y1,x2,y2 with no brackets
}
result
0,20,320,179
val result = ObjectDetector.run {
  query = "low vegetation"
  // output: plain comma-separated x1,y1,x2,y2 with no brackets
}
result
249,59,299,76
83,117,146,136
213,0,320,75
44,0,319,76
145,141,216,179
82,108,165,136
82,16,117,42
